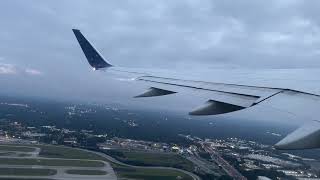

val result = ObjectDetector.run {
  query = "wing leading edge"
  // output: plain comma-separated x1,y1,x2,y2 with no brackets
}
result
72,29,320,150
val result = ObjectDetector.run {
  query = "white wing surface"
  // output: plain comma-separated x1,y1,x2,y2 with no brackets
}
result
72,29,320,150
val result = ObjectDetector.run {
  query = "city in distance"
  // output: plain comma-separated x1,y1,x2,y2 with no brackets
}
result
1,96,320,180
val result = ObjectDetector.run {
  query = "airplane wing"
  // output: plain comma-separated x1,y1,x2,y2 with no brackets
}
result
72,29,320,150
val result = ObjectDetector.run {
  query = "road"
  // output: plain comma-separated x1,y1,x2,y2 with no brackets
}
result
201,143,247,180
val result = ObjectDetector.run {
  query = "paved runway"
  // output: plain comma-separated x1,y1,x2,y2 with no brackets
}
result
0,145,117,180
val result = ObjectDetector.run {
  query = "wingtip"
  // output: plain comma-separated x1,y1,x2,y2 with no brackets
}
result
72,28,113,69
72,28,80,32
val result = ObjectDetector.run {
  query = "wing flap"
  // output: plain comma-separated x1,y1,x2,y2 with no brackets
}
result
140,83,260,107
138,76,281,98
259,90,320,121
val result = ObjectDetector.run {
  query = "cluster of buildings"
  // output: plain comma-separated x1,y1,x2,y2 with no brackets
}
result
2,114,320,179
188,136,319,179
0,118,107,147
65,105,97,117
98,137,193,154
1,101,320,179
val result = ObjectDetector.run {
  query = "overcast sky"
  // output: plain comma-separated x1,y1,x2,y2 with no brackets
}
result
0,0,320,115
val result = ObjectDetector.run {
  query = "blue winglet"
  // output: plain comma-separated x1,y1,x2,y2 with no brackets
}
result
72,29,112,69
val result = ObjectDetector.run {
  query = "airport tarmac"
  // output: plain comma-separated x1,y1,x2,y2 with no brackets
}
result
0,145,116,180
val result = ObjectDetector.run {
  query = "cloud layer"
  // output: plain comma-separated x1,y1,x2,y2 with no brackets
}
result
0,63,16,74
0,0,320,106
25,68,42,75
0,62,42,76
1,0,320,70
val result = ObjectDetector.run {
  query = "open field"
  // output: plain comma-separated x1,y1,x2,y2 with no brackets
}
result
0,179,53,180
114,166,193,180
0,152,15,156
0,144,196,179
0,145,35,152
0,168,56,176
16,153,32,157
38,145,103,160
37,145,196,179
0,152,31,157
105,149,195,172
66,169,107,175
0,158,105,167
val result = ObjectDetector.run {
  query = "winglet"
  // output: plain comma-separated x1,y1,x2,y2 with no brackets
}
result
72,29,112,69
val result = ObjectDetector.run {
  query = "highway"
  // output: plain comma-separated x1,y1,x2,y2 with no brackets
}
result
201,143,247,180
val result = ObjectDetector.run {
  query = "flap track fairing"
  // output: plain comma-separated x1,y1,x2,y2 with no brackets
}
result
189,100,245,116
134,87,177,98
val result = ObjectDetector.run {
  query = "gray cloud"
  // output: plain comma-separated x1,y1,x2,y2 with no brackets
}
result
0,0,320,111
0,63,16,74
0,62,42,75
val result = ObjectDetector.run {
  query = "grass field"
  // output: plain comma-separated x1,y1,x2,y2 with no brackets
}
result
37,145,195,179
0,168,56,176
38,145,103,160
114,166,193,180
0,152,31,157
0,144,195,180
0,179,53,180
17,153,32,157
0,158,105,167
105,150,195,172
66,169,107,175
0,145,35,152
0,152,15,156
